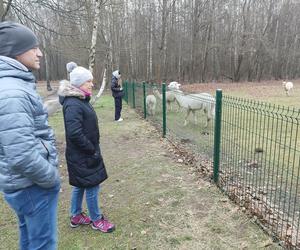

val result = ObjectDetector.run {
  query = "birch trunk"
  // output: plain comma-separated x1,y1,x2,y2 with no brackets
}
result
88,0,101,74
89,0,108,104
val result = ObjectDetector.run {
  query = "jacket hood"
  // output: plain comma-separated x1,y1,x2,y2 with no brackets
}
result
112,70,121,79
0,56,36,83
58,80,85,104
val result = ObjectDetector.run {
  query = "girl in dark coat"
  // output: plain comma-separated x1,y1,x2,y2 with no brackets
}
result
58,65,115,233
111,70,124,121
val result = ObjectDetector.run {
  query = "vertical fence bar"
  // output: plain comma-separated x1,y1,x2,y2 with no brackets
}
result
132,81,136,109
143,82,147,119
162,83,167,137
213,89,222,184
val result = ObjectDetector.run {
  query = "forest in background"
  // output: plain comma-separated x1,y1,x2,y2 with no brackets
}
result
1,0,300,86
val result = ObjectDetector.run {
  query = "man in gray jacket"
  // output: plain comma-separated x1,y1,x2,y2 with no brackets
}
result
0,22,60,250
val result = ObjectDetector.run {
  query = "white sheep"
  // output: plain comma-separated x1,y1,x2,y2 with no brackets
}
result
146,94,156,116
282,81,293,96
153,86,180,111
168,82,215,127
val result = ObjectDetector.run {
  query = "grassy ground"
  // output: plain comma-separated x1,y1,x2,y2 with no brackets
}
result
0,89,281,249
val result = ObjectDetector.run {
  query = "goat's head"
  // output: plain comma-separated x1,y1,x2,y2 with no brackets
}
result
168,81,181,90
152,86,160,94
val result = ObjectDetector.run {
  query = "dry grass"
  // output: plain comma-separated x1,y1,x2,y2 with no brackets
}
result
182,79,300,108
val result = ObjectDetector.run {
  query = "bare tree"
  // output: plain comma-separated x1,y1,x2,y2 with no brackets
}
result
2,0,300,84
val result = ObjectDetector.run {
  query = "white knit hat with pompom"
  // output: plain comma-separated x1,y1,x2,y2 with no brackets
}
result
69,66,93,87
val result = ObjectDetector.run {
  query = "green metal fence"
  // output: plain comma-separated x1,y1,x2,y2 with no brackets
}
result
219,95,300,248
123,81,300,248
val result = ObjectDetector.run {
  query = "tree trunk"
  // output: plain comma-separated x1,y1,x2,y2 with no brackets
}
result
287,34,298,79
88,0,101,74
41,35,52,91
202,24,212,82
45,50,52,91
272,19,278,78
0,0,4,20
0,0,12,21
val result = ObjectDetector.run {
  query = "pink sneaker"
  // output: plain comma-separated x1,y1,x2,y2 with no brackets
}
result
70,212,91,228
91,216,115,233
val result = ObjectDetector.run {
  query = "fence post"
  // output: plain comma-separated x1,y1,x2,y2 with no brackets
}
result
132,81,136,108
162,83,167,137
143,82,147,118
213,89,222,184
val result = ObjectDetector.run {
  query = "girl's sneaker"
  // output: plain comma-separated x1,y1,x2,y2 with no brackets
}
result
70,212,91,228
91,216,115,233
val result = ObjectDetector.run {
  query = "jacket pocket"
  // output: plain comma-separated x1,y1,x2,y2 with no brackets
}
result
39,140,49,160
86,152,102,169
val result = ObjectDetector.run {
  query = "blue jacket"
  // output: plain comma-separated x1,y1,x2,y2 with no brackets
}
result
0,56,60,192
58,81,108,187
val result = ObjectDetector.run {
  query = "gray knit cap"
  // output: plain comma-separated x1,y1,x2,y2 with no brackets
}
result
70,66,93,87
0,21,39,58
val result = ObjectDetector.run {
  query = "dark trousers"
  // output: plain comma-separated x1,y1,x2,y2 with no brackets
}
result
114,97,122,120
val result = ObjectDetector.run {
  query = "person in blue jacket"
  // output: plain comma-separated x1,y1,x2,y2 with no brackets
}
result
0,22,60,249
111,70,124,121
58,65,115,233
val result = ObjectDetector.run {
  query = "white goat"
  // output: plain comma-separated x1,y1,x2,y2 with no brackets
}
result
282,81,293,96
153,86,180,111
168,82,215,127
146,95,156,116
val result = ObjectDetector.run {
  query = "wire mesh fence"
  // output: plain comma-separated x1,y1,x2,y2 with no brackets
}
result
220,96,300,248
124,81,300,248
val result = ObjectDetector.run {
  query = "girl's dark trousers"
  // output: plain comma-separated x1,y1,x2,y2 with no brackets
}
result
114,96,122,120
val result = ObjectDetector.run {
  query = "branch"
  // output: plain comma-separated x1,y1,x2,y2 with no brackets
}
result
10,2,84,37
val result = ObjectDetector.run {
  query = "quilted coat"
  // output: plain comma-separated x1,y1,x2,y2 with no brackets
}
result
58,81,107,187
0,56,60,192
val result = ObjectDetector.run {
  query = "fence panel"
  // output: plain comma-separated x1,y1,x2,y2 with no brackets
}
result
125,81,300,247
220,95,300,248
134,82,144,112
